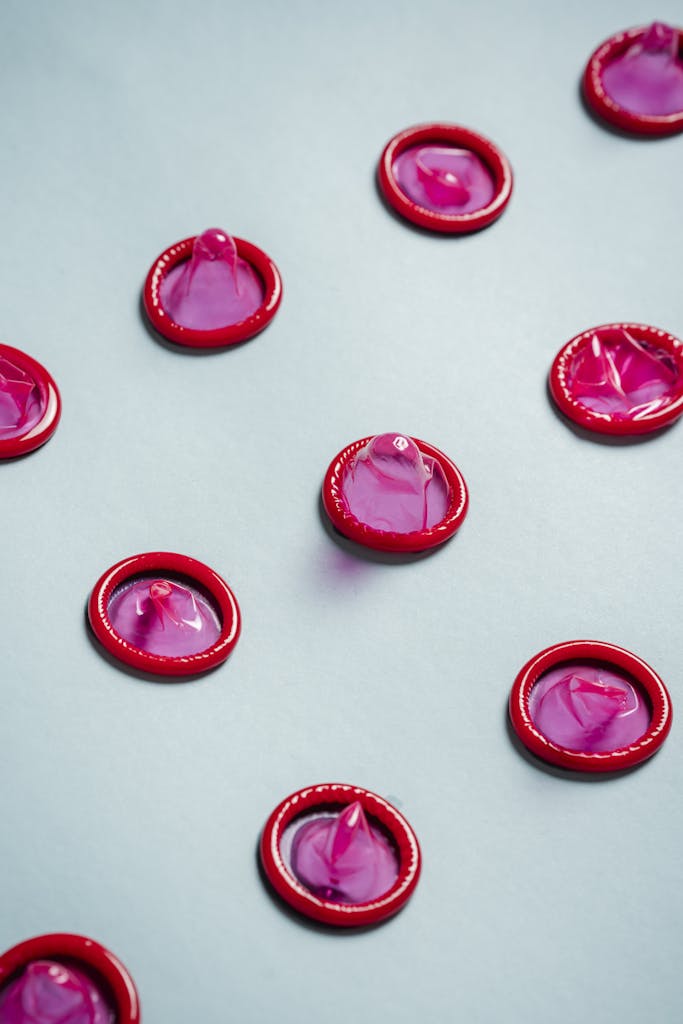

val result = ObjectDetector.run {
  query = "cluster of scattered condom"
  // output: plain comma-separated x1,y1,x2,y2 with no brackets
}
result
1,20,682,1022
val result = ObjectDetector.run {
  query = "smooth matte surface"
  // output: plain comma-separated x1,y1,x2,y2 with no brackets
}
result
0,2,681,1022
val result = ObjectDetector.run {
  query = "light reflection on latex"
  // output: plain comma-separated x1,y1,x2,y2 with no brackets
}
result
341,433,450,533
602,22,683,116
108,576,221,657
0,960,114,1024
568,330,680,419
0,356,43,437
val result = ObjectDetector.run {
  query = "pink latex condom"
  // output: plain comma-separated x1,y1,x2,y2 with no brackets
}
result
159,228,264,331
323,433,469,552
0,355,44,439
549,324,683,435
392,144,495,215
528,663,650,754
88,551,241,677
341,433,449,533
289,803,399,904
107,576,222,658
378,123,513,232
260,783,422,927
0,960,114,1024
601,23,683,116
584,22,683,135
509,641,673,772
0,345,61,458
143,229,282,347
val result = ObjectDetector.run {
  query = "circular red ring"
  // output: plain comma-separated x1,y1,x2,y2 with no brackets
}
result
88,551,241,677
260,783,421,927
549,322,683,436
322,434,468,553
0,343,61,458
0,933,140,1024
377,123,513,233
142,234,282,347
583,24,683,136
509,640,673,772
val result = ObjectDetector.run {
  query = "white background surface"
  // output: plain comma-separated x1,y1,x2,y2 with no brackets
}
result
1,2,681,1021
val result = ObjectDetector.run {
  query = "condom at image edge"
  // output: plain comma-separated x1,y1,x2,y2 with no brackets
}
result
549,323,683,435
583,21,683,135
0,344,61,458
0,934,139,1024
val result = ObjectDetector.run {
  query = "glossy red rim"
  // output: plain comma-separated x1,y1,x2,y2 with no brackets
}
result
0,933,140,1023
322,435,468,552
549,322,683,435
377,123,513,233
509,640,673,772
260,783,421,927
143,234,282,347
88,551,241,677
583,24,683,136
0,343,61,458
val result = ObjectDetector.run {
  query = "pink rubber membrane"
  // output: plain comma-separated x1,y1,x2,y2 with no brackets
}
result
509,641,673,772
528,662,650,754
393,144,495,215
0,935,139,1024
88,552,241,677
0,961,114,1024
143,229,282,348
322,433,468,553
107,576,222,658
583,22,683,135
549,323,683,435
260,784,421,927
285,803,399,904
377,123,513,233
0,344,61,459
159,229,264,330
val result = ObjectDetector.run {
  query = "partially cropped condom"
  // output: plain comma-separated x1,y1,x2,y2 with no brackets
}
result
549,324,683,435
509,641,673,772
143,227,282,347
0,961,113,1024
0,935,139,1024
322,433,468,552
260,784,421,926
583,22,683,135
88,552,241,676
0,344,61,458
378,123,512,232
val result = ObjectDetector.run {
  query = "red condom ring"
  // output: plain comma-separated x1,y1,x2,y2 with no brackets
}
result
0,343,61,459
322,435,468,553
88,551,241,677
549,322,683,436
377,122,513,233
509,640,673,772
260,783,422,927
143,234,282,347
583,24,683,136
0,933,140,1024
